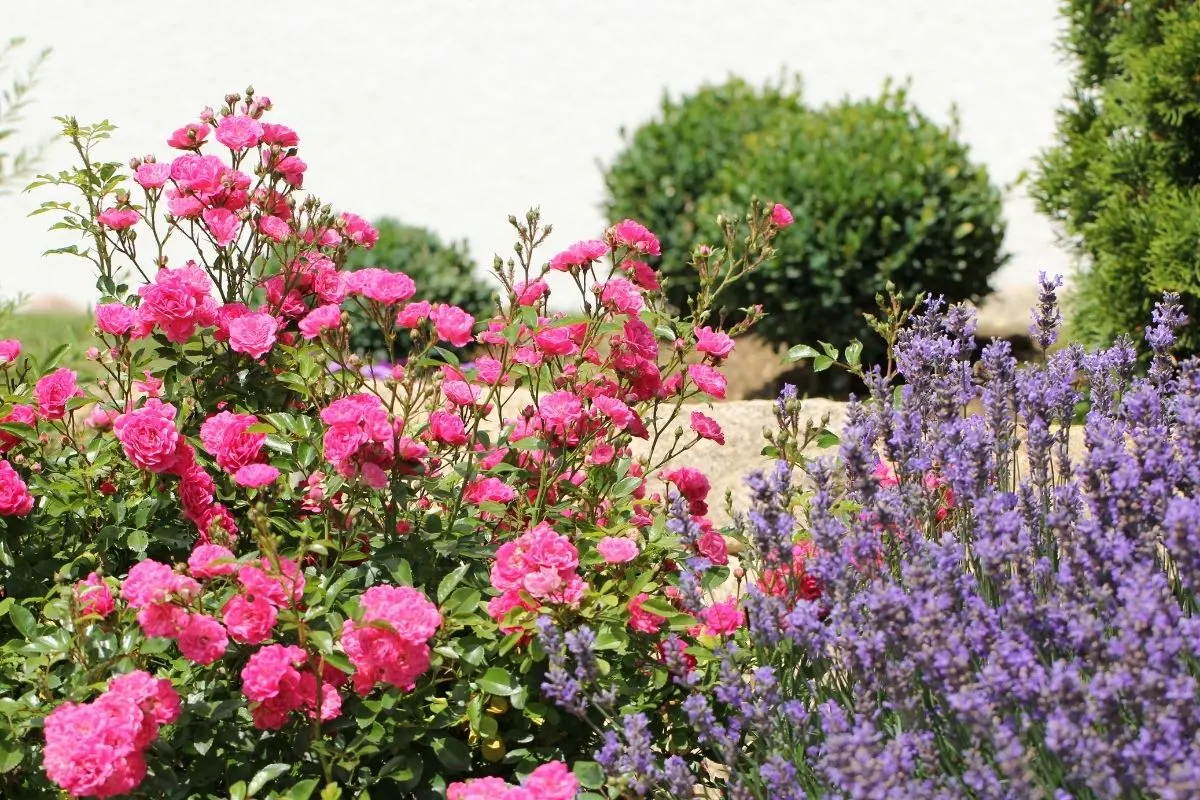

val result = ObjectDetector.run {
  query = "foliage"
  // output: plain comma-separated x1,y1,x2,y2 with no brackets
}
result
604,78,1007,363
342,218,495,363
0,36,50,192
1034,1,1200,356
0,310,98,376
0,90,783,798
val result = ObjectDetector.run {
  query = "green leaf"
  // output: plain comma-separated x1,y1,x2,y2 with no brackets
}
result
126,530,149,552
845,339,863,367
476,666,518,696
229,781,248,800
813,355,835,372
437,563,469,604
638,597,677,618
785,344,821,362
610,476,642,498
248,763,290,796
8,603,36,639
0,747,23,773
430,736,472,773
284,779,320,800
574,761,605,789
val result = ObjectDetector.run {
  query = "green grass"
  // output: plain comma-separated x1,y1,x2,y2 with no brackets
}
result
0,310,99,377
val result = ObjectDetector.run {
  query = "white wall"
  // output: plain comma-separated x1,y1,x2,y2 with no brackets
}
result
0,0,1072,309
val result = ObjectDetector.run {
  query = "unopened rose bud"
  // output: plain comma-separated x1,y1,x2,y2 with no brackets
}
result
734,567,745,579
128,157,142,170
29,462,42,473
697,245,713,258
85,347,100,360
199,106,215,123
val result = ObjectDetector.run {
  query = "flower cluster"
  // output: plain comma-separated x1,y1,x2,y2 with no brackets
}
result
341,584,442,694
43,671,180,798
447,761,578,800
240,644,342,729
488,522,586,631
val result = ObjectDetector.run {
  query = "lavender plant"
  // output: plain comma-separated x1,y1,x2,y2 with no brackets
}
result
545,277,1200,798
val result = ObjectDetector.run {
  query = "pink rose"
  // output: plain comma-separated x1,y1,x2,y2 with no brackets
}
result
700,598,744,636
695,326,735,359
539,390,583,428
597,536,639,564
429,304,475,347
84,404,117,431
137,262,218,343
214,114,264,150
188,544,237,579
114,399,182,474
624,259,661,290
346,268,416,305
0,404,34,451
227,312,278,359
697,528,729,565
690,411,724,444
258,214,291,242
599,276,644,315
523,761,580,800
687,363,727,400
223,594,278,644
340,213,379,247
176,613,228,665
514,278,549,306
395,300,431,329
771,203,794,227
35,368,83,420
607,218,661,256
549,239,608,272
96,302,138,335
167,122,209,149
0,460,33,516
628,593,667,634
261,122,299,147
427,410,468,446
74,573,115,619
464,476,517,505
298,304,342,340
134,161,172,189
202,207,240,247
97,207,140,229
0,339,20,364
234,463,280,488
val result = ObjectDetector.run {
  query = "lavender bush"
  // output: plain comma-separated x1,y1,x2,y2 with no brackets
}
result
545,277,1200,798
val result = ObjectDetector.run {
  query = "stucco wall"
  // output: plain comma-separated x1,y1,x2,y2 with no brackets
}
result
0,0,1071,309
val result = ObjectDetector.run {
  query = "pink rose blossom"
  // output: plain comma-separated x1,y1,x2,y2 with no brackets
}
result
687,363,727,400
227,311,278,359
539,390,583,429
0,460,34,516
340,213,379,247
258,214,292,241
597,536,639,564
214,114,264,150
549,239,608,272
235,463,280,488
74,573,115,619
188,544,237,579
114,399,182,473
261,122,299,147
96,302,138,335
514,278,549,306
689,411,724,444
97,207,140,229
607,218,662,256
176,613,228,665
592,394,635,430
474,356,503,384
35,368,83,420
202,207,240,247
298,304,342,340
464,476,517,505
223,594,278,644
771,202,794,227
661,466,711,515
430,304,476,347
625,258,661,290
600,276,644,315
695,326,735,358
427,410,468,446
134,161,172,189
84,404,117,431
697,527,729,565
346,267,416,305
628,593,667,634
700,598,744,636
167,121,209,149
396,299,431,328
0,339,20,364
137,262,218,343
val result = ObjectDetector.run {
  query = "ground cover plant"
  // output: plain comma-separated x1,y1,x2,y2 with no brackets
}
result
0,89,786,798
547,277,1200,798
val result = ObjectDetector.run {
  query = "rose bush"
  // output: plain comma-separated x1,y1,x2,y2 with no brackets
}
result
0,89,788,798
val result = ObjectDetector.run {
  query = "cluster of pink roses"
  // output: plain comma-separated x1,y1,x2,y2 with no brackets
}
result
341,584,442,695
43,670,180,798
240,643,343,730
487,523,586,632
320,393,413,486
447,760,578,800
